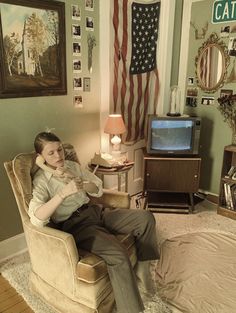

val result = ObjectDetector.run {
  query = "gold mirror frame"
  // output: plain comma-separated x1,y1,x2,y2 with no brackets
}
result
195,33,230,93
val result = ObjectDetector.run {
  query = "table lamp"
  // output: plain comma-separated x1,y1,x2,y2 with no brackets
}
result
104,114,126,154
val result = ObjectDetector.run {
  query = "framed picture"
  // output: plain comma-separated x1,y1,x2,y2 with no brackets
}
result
0,0,67,98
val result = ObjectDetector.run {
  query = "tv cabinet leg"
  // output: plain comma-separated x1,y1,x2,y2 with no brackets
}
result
142,191,148,210
189,193,194,213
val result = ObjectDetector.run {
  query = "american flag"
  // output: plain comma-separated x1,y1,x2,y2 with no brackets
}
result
111,0,160,143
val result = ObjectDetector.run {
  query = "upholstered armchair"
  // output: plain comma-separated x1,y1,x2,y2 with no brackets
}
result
4,144,137,313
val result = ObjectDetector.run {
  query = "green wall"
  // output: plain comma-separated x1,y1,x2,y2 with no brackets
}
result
184,0,235,194
0,0,101,241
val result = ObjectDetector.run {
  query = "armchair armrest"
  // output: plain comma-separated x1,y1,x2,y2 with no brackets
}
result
89,188,131,209
24,220,79,296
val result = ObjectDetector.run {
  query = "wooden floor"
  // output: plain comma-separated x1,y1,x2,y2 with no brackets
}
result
0,274,34,313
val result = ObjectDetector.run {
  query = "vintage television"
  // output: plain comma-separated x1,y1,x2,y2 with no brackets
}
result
147,115,201,156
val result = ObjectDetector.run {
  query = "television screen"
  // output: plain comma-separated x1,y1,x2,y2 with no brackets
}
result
151,120,194,151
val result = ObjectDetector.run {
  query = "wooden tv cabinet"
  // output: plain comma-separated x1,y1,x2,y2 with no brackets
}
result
143,153,201,213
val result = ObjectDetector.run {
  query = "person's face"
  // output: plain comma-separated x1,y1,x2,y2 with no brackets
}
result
40,141,65,169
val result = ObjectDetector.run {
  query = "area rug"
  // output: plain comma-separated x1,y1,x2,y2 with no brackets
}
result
0,252,171,313
2,199,236,313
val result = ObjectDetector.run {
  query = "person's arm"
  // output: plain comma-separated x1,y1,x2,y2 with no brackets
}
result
77,164,103,197
29,172,83,226
82,181,98,194
34,178,83,221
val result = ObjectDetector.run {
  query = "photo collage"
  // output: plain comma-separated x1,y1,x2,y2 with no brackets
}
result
71,0,95,108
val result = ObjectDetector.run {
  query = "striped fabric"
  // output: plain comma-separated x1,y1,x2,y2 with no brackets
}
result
111,0,161,144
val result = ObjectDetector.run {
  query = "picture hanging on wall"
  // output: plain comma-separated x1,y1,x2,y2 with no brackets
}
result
228,37,236,56
74,95,83,108
71,4,81,20
220,89,233,98
0,0,67,98
72,24,81,39
86,17,94,31
73,59,82,73
73,77,82,90
85,0,94,11
220,26,230,38
201,96,214,105
73,42,81,56
187,77,194,86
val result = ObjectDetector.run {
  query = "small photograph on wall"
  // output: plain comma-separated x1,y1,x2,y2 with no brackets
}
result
85,0,94,11
201,96,214,105
73,77,82,90
186,97,197,107
187,87,198,97
220,26,230,38
86,17,94,31
73,59,82,73
73,42,81,56
72,24,81,39
187,77,194,86
220,89,233,98
74,95,83,108
228,37,236,56
71,4,81,20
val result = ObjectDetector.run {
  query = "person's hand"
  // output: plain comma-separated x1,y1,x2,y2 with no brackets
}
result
58,178,83,199
54,167,76,179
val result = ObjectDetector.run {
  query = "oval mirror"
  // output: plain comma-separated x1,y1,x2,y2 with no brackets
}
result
195,33,230,93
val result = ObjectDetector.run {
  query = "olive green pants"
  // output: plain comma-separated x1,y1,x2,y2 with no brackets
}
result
61,205,159,313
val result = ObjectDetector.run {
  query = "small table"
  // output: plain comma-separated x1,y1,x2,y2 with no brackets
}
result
88,163,134,192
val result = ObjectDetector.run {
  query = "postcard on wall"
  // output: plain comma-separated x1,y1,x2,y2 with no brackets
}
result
73,59,82,73
72,24,81,39
201,96,214,105
85,0,94,11
74,95,83,108
73,42,81,56
86,17,94,31
228,37,236,56
220,89,233,98
71,4,81,20
73,77,82,90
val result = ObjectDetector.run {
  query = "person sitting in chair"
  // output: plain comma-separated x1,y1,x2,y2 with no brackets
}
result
28,131,160,313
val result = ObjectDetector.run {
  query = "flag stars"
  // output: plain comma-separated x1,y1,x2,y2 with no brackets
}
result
130,2,159,74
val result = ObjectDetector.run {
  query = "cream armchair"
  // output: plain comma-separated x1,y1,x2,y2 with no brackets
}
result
4,144,137,313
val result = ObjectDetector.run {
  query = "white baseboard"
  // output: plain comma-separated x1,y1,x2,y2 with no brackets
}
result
0,233,28,263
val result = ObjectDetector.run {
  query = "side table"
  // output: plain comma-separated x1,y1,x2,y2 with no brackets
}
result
88,163,134,192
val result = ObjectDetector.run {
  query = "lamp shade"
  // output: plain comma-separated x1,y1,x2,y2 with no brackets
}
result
104,114,126,135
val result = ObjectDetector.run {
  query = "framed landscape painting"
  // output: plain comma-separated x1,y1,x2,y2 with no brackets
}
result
0,0,67,98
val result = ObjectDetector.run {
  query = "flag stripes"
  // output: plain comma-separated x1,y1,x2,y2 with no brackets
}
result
111,0,160,144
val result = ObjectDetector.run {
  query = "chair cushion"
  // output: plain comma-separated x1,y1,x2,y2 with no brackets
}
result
76,233,136,283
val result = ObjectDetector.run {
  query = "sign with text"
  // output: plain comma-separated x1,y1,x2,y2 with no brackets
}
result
212,0,236,23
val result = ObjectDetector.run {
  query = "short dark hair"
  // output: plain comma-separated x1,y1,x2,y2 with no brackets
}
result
34,132,61,154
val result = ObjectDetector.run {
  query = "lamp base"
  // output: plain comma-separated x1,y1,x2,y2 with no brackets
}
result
111,150,121,158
